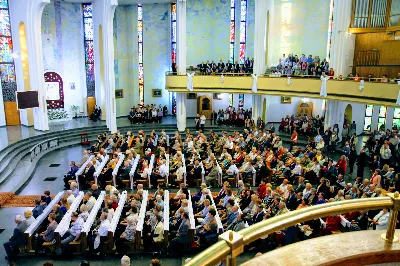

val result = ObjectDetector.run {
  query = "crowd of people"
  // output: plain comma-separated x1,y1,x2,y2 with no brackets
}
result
128,104,169,124
194,58,254,75
274,54,334,77
4,110,400,264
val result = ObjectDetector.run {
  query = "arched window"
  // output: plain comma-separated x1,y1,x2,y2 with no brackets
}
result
363,105,373,131
377,106,387,130
82,3,95,97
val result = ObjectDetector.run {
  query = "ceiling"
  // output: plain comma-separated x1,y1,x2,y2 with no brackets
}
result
62,0,175,5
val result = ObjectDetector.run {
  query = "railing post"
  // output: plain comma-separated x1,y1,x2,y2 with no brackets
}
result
219,230,244,266
382,192,400,243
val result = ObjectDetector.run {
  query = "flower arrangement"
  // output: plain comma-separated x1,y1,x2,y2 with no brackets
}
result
47,108,68,120
71,105,79,118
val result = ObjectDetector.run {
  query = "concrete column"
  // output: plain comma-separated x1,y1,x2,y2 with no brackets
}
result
176,0,186,75
176,93,186,132
9,0,50,130
93,0,118,133
252,0,273,121
329,0,356,76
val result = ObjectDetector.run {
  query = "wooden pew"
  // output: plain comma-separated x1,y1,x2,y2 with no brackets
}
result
107,191,128,251
165,154,170,185
112,153,125,187
187,190,196,243
207,191,224,234
129,154,140,190
182,154,187,186
24,191,65,252
75,155,95,189
80,191,106,251
135,190,148,250
162,190,170,248
147,154,155,188
54,192,85,250
94,154,110,185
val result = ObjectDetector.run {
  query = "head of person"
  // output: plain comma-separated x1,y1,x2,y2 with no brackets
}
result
24,210,33,219
121,255,130,266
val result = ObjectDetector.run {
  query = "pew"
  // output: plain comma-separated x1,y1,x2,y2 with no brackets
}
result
165,154,170,185
112,153,125,187
182,154,187,186
107,191,128,250
129,154,140,190
147,154,155,188
207,191,224,234
135,190,149,250
162,190,170,248
24,191,65,252
94,154,110,185
187,190,196,243
75,155,95,189
54,192,85,249
80,191,106,251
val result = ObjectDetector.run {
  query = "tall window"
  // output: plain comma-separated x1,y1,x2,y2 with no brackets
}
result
171,3,176,115
138,4,144,105
239,0,247,64
238,94,244,108
82,4,95,97
393,108,400,129
378,106,387,130
364,105,373,131
326,0,334,61
0,0,17,101
229,0,235,63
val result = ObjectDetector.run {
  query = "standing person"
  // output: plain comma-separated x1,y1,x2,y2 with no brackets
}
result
195,114,200,131
348,146,357,176
210,111,214,125
351,121,357,135
341,124,349,148
200,113,206,132
357,148,367,178
290,129,298,151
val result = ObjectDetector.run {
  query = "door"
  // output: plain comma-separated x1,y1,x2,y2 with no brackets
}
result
87,97,96,117
4,102,20,125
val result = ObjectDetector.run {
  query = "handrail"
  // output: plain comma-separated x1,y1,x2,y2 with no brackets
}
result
30,137,59,162
186,195,397,266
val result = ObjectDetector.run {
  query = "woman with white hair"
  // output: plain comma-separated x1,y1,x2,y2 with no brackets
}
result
115,215,136,255
79,204,89,222
121,255,131,266
66,190,75,205
70,182,79,197
155,195,164,212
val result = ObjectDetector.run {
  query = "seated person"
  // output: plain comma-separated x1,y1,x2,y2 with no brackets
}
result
60,211,84,257
196,209,218,246
168,212,190,256
3,215,25,261
88,213,111,256
20,210,35,232
36,213,58,254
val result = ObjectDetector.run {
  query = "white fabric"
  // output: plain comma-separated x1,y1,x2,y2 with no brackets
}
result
253,0,269,75
320,75,329,97
287,76,291,86
187,72,195,91
220,74,224,83
251,74,258,93
359,80,364,92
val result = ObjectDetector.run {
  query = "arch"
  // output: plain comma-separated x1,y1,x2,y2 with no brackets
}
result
197,95,213,119
262,98,266,121
44,71,64,109
344,104,352,126
297,100,313,117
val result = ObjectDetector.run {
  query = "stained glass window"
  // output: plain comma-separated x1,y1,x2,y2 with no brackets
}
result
0,0,16,85
393,108,400,129
239,0,247,64
377,106,387,130
138,4,144,105
364,105,373,131
239,94,244,108
229,0,235,63
83,3,95,95
326,0,334,61
229,94,233,107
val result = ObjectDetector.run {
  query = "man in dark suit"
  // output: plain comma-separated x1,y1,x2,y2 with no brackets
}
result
63,161,79,189
168,212,190,256
250,204,265,225
223,205,239,229
79,161,96,190
286,188,298,211
226,60,232,72
120,137,129,153
117,160,132,186
90,184,101,199
186,160,202,187
3,215,25,260
218,59,225,69
245,57,250,68
128,108,135,124
234,61,240,73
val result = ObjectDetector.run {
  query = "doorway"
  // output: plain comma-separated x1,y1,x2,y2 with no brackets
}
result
344,104,352,126
262,98,266,121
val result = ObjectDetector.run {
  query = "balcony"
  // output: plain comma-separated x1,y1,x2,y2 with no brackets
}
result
165,74,400,107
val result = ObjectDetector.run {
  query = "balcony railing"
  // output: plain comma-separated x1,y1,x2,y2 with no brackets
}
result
186,194,400,266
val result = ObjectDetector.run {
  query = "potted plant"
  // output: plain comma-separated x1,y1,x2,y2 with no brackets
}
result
71,105,79,118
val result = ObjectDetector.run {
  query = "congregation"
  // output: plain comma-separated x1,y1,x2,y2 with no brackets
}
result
4,109,400,264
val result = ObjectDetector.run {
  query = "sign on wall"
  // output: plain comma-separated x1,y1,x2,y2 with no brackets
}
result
46,82,60,100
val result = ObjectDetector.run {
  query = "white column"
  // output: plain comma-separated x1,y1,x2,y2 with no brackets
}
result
252,0,272,121
329,0,355,76
0,82,5,126
324,100,343,137
9,0,50,130
176,93,186,132
93,0,118,133
176,0,186,75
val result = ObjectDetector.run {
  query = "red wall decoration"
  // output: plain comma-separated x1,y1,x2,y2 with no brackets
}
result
44,71,64,109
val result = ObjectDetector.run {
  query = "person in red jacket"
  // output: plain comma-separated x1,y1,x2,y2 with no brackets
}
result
336,155,347,175
321,214,341,235
256,179,267,199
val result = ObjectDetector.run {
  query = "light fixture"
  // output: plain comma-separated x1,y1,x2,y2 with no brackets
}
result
302,98,309,102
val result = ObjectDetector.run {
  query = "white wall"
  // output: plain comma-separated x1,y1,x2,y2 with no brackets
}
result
264,96,324,123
